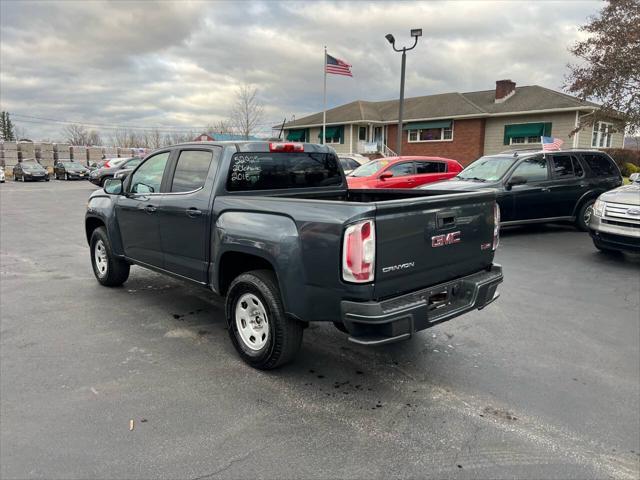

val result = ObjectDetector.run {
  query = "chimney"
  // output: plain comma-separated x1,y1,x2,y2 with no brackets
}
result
495,79,516,103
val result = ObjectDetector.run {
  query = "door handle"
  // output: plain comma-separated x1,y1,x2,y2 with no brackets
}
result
144,205,157,214
186,208,202,218
541,187,551,192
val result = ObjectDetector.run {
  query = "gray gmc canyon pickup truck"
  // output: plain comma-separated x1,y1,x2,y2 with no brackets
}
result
85,142,503,369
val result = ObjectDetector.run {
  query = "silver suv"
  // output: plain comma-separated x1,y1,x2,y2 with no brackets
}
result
589,172,640,253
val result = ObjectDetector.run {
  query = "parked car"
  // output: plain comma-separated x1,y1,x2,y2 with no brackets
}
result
0,167,5,183
13,160,50,182
88,160,107,171
54,160,90,180
347,156,463,189
338,154,369,175
89,157,143,187
588,172,640,253
85,142,502,369
420,149,622,231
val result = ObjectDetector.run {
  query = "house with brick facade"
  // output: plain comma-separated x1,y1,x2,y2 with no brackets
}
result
278,80,625,166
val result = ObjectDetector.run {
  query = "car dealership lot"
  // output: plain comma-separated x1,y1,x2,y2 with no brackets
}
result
1,181,638,479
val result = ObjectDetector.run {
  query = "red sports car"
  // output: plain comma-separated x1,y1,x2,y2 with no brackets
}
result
346,156,463,189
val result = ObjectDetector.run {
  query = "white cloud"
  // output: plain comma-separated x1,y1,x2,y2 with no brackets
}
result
0,0,601,140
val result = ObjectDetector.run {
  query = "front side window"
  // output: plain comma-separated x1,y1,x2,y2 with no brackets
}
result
227,152,341,191
171,150,214,192
124,158,142,169
582,153,617,176
387,162,414,177
416,161,446,174
551,155,576,178
130,151,170,194
592,121,614,148
511,156,549,182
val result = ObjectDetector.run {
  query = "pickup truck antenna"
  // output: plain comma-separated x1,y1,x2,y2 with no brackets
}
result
278,118,286,140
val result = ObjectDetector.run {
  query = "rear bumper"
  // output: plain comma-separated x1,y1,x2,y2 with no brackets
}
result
341,264,503,345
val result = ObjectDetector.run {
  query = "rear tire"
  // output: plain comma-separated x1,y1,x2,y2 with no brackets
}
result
90,226,130,286
226,270,303,369
575,199,595,231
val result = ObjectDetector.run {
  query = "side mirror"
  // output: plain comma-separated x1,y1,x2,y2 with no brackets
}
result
103,177,123,195
379,172,393,180
629,172,640,183
507,176,527,188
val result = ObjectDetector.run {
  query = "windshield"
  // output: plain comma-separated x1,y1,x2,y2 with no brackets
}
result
22,163,43,170
457,155,516,181
349,159,391,177
63,162,84,169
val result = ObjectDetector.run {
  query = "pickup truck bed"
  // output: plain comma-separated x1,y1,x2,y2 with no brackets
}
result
86,141,503,368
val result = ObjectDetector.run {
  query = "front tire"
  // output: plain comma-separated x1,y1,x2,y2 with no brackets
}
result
226,270,303,369
90,227,130,286
576,199,595,231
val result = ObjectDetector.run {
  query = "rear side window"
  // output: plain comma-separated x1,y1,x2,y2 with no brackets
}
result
171,150,214,192
582,153,618,176
416,161,446,174
551,155,577,178
227,153,342,191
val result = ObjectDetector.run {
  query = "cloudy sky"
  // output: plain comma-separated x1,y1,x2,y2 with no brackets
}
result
0,0,601,141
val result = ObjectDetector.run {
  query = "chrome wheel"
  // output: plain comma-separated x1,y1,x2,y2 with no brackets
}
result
583,205,593,225
94,239,108,278
235,293,269,351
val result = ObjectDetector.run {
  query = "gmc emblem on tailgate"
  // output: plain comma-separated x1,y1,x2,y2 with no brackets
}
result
432,231,461,247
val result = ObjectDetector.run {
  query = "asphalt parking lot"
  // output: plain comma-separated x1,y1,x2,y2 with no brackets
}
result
1,180,639,479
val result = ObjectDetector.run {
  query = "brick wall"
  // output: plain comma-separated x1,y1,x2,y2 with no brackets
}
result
386,118,485,166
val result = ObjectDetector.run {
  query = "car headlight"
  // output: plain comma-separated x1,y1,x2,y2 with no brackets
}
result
593,199,605,217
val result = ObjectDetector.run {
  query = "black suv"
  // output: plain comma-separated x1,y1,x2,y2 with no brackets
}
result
420,149,622,231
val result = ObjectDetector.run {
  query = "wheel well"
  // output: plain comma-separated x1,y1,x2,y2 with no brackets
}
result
85,217,105,244
218,252,275,295
574,193,598,216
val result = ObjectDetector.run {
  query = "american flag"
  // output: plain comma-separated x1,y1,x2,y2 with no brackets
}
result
326,54,352,77
541,136,564,151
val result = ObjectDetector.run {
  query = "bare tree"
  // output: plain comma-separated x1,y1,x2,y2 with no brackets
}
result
62,123,102,145
565,0,640,134
230,85,264,139
206,119,234,136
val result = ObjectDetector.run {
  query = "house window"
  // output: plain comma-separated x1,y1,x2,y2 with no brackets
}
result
406,122,453,142
503,122,551,145
591,121,613,148
319,126,344,144
509,136,542,145
358,127,367,141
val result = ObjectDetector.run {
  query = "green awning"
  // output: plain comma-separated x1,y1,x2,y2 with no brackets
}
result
286,129,306,141
318,126,344,143
503,122,551,144
403,120,452,130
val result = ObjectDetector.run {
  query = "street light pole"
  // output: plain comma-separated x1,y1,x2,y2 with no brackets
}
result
397,49,406,157
386,29,422,157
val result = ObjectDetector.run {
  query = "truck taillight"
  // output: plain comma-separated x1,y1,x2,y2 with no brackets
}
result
269,142,304,152
342,219,375,283
493,203,500,250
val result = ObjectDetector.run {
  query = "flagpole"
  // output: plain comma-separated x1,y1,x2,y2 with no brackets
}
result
322,46,327,145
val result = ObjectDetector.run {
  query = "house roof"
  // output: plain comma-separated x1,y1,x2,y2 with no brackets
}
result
280,85,600,129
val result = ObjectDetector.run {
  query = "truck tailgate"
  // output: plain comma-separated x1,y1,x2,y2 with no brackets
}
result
373,190,497,299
